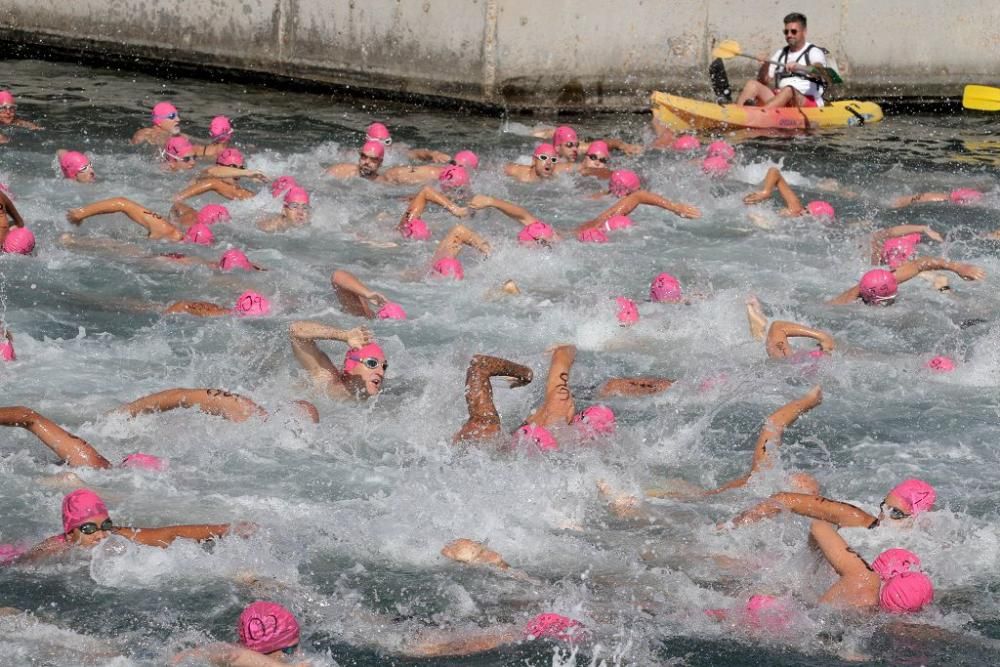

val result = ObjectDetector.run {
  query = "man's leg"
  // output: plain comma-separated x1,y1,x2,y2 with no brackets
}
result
735,80,775,106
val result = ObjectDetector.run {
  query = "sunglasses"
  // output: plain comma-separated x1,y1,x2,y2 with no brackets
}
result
350,356,388,371
587,154,609,163
879,501,910,521
77,519,114,535
784,29,799,35
535,154,558,163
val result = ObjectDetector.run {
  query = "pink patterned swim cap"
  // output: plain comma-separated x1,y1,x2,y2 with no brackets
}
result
886,478,936,515
432,257,464,280
197,204,230,226
577,227,608,243
571,404,616,436
515,424,558,451
871,548,921,580
377,302,407,320
238,601,301,654
858,269,898,305
233,290,271,317
879,571,934,613
62,488,109,534
183,223,215,246
401,218,430,241
609,169,641,197
603,215,633,231
517,221,555,245
616,296,639,326
523,613,585,641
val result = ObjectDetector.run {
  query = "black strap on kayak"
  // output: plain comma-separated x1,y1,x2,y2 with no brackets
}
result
709,58,732,104
844,104,866,125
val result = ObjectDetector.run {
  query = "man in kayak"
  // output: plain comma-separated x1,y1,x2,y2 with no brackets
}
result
734,13,828,109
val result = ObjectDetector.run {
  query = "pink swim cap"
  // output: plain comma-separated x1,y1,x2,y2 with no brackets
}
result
62,488,109,534
361,140,385,159
571,404,616,436
219,248,254,272
649,272,682,302
882,233,921,269
234,290,271,317
518,221,555,245
0,90,15,107
707,140,736,160
533,143,557,159
887,478,936,515
438,165,469,190
377,302,407,320
284,186,310,206
2,227,35,255
743,595,793,631
120,452,167,471
872,548,921,580
879,571,934,613
432,256,464,280
577,227,609,243
183,223,215,246
0,340,14,361
197,204,230,226
926,355,956,372
216,147,244,168
151,101,178,123
609,169,641,197
701,156,731,177
0,543,27,564
209,115,232,141
603,215,633,231
365,122,391,143
401,218,430,241
553,126,578,146
950,188,983,204
672,135,701,151
452,150,479,170
270,175,298,198
858,269,898,304
523,613,585,641
165,136,194,160
806,200,836,219
616,296,639,326
587,140,610,158
238,601,301,655
343,342,386,373
515,424,558,451
58,151,90,179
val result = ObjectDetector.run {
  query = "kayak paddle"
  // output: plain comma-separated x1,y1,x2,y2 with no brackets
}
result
962,85,1000,111
711,39,843,84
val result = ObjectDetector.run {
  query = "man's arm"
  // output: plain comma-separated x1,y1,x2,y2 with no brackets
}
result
523,345,577,428
0,191,24,228
578,190,701,232
289,321,372,391
0,406,111,468
892,257,985,285
603,138,644,156
432,224,491,262
113,523,249,547
173,643,296,667
809,520,872,578
869,225,941,263
331,269,384,318
765,321,834,358
381,165,441,185
117,389,267,423
174,178,251,202
468,195,538,226
743,167,804,216
891,192,950,209
197,166,267,181
408,148,451,163
399,186,467,229
66,197,182,240
164,301,232,317
596,377,674,398
731,492,877,528
454,355,533,443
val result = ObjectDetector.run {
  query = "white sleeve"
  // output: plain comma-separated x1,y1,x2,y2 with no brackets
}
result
767,48,784,82
809,46,827,67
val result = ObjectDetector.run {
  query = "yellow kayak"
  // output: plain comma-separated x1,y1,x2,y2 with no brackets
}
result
651,91,883,132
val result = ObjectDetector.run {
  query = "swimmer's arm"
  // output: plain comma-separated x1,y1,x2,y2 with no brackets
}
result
173,643,296,667
408,148,451,163
524,345,577,428
765,321,834,358
890,192,949,209
603,138,644,156
422,187,468,217
381,165,438,185
0,406,112,468
324,163,357,179
164,301,232,317
432,224,491,262
596,377,674,398
174,178,249,201
13,118,42,130
116,388,267,423
893,257,985,284
0,191,25,227
17,535,72,564
869,225,938,262
731,493,876,528
809,520,870,577
403,627,521,658
468,195,537,226
331,269,382,318
441,538,511,571
829,284,861,305
289,321,372,348
115,522,252,547
67,197,181,239
454,355,533,443
199,166,266,181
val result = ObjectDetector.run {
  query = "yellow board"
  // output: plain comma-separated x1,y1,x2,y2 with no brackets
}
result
651,91,883,132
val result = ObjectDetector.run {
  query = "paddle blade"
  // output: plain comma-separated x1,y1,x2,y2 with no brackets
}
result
711,40,741,60
963,85,1000,111
709,59,733,103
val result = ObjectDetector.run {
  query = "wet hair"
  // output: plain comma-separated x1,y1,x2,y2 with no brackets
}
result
784,12,807,28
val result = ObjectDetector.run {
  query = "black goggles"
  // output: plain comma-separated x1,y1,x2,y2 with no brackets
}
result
78,519,114,535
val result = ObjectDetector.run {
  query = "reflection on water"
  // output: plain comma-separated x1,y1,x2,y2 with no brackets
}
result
0,59,999,666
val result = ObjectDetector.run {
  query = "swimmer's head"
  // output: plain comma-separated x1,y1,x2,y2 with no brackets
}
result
377,302,407,320
238,601,301,656
523,612,585,642
359,141,385,178
603,215,633,231
270,175,298,198
365,122,391,146
515,424,558,452
879,570,934,614
164,136,196,169
400,218,430,241
151,101,180,133
216,147,245,169
882,233,921,269
649,272,682,302
883,479,936,519
209,115,232,142
616,296,639,326
583,140,610,169
183,223,215,246
577,227,608,244
0,90,15,122
120,452,167,472
2,227,35,255
950,188,983,205
532,143,558,178
62,488,111,545
872,548,921,580
926,355,955,372
858,269,898,306
283,187,311,223
197,204,230,226
219,248,255,272
438,165,469,190
806,200,835,220
701,156,731,178
0,339,15,362
609,169,641,197
233,290,271,318
743,595,793,631
707,140,736,160
572,404,616,436
672,134,701,151
59,151,95,182
343,342,387,396
553,126,579,161
432,256,464,280
517,220,555,246
452,150,479,170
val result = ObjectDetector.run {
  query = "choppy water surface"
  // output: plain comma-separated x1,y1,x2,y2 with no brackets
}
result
1,60,999,666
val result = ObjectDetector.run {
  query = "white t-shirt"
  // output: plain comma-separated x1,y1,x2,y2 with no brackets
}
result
767,43,828,105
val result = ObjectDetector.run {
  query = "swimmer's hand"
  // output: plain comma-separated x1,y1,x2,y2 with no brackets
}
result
674,203,702,219
923,226,944,243
366,291,388,306
66,209,85,225
451,206,470,218
229,522,258,539
743,190,771,205
956,264,985,281
427,150,451,164
246,170,268,183
441,538,510,570
504,371,533,388
346,327,374,350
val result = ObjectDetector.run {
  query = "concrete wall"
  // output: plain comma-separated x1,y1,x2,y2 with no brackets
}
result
1,0,999,110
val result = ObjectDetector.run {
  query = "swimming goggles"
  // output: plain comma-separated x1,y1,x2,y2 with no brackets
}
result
879,501,910,521
535,154,558,163
154,112,179,120
0,105,15,112
349,355,388,371
367,136,392,146
587,154,609,163
78,519,114,535
561,141,578,148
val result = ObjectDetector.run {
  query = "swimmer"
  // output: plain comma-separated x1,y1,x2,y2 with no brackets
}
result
258,187,312,232
535,124,643,158
165,290,272,318
14,488,254,564
115,388,268,422
553,139,614,178
891,187,985,209
743,166,834,218
829,258,985,305
0,90,42,130
504,143,560,183
404,612,588,658
56,150,97,183
746,296,835,358
380,149,480,186
162,136,198,171
173,601,305,666
429,224,491,279
173,152,267,203
575,177,701,235
0,405,120,469
325,140,388,180
288,321,384,400
67,197,188,241
331,269,406,320
869,225,951,291
131,101,181,146
0,188,27,247
197,114,233,159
